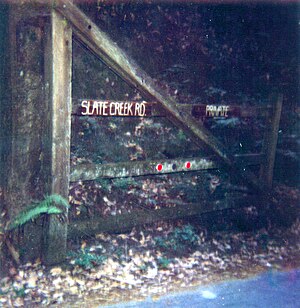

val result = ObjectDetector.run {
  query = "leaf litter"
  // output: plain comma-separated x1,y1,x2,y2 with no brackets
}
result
0,186,299,307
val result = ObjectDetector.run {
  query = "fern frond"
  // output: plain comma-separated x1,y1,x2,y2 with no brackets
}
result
6,205,60,231
45,194,69,210
6,194,69,231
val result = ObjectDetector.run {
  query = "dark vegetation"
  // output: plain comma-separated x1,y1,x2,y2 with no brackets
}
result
91,2,298,102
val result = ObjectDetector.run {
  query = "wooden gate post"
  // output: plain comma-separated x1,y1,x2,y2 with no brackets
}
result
260,94,283,189
42,9,72,265
5,4,71,265
5,4,52,262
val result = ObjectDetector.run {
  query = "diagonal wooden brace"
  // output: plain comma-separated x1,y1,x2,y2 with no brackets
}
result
54,0,269,194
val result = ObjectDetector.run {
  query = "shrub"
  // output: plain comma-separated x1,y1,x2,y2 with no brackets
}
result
154,224,199,255
157,257,172,269
68,248,106,269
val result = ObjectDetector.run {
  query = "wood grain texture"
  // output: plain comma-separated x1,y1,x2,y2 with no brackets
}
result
43,9,72,265
6,6,49,261
70,154,265,181
260,94,283,188
72,99,272,118
68,196,257,239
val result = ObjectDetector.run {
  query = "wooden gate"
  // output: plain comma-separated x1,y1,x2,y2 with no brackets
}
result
2,0,282,265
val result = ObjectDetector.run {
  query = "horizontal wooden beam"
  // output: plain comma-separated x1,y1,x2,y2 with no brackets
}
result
68,195,257,239
70,153,264,181
72,100,156,117
72,99,272,118
68,203,210,239
191,104,271,119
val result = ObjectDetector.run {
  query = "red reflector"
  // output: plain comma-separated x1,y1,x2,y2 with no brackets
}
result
185,161,191,169
156,164,163,171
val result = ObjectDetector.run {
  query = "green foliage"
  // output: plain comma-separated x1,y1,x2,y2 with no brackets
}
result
95,178,111,191
6,194,69,231
154,236,169,250
68,249,106,269
138,263,148,273
173,225,199,245
13,287,26,298
0,287,8,296
177,129,187,142
114,247,123,259
157,257,172,269
154,224,199,255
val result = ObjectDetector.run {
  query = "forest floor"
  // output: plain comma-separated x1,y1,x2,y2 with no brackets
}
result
0,184,299,307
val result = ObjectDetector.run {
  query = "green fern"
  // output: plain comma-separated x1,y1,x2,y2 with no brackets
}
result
6,194,69,231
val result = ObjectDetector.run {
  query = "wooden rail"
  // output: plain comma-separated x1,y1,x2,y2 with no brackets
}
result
68,194,258,239
72,100,272,118
70,154,265,182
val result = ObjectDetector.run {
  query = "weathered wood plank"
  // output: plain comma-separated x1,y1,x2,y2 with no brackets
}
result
191,104,271,118
259,94,283,188
42,9,72,265
54,0,266,193
73,100,154,117
70,154,265,181
68,196,255,239
71,158,215,181
72,99,272,118
6,5,50,262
